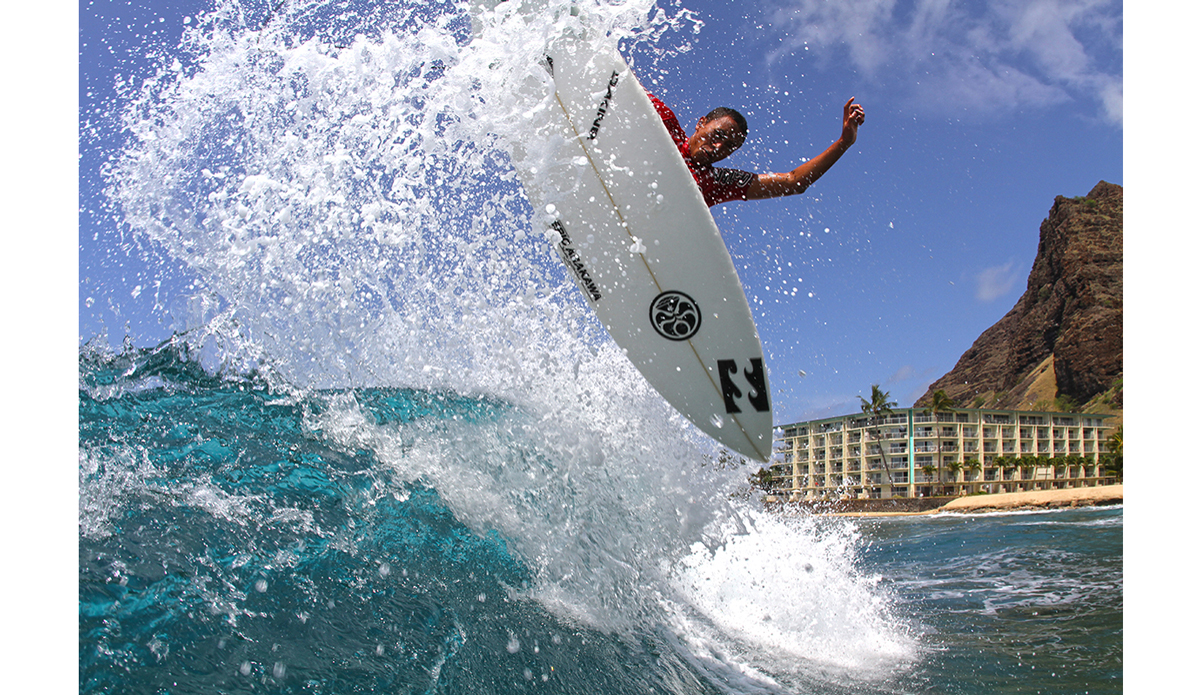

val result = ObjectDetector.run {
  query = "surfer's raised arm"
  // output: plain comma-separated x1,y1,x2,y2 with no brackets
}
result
648,91,864,207
743,97,865,201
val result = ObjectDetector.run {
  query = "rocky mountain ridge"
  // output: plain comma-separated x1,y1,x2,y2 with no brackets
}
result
916,181,1123,411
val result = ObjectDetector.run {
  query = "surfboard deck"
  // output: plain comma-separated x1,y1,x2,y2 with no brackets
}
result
471,1,774,461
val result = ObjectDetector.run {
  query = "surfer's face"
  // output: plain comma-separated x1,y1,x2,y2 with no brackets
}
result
688,115,746,166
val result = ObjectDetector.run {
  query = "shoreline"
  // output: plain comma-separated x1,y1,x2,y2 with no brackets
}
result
823,484,1123,517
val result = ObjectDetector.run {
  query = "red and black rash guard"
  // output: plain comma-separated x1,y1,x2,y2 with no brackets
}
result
647,93,754,207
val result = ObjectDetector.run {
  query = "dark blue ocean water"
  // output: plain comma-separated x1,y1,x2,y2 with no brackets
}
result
853,510,1122,694
79,345,1121,695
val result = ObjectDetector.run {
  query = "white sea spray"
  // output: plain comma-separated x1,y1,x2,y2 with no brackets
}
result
100,0,916,685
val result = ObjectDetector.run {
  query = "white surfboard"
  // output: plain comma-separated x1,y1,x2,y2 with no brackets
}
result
471,1,773,461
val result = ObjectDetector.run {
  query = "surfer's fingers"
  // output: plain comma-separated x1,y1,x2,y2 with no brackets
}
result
844,98,864,122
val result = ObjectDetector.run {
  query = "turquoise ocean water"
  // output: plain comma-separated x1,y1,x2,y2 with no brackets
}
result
79,344,1121,694
80,2,1121,692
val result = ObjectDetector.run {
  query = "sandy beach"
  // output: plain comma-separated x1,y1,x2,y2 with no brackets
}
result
828,484,1123,517
938,484,1123,513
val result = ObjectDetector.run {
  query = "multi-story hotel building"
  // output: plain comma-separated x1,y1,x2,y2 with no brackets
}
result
769,407,1116,500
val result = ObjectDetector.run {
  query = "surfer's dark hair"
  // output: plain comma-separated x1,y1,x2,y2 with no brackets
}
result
703,107,748,134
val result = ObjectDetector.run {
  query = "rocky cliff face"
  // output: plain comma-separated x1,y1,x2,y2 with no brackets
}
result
916,181,1123,410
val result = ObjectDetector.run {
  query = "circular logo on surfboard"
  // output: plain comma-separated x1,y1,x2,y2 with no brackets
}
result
649,291,701,341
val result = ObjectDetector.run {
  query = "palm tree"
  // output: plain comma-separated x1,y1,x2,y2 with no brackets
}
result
921,463,936,495
927,390,955,494
966,458,983,493
1001,457,1018,490
1103,426,1123,481
1062,454,1083,481
991,455,1006,483
1107,426,1123,456
946,459,963,496
749,467,775,492
1027,456,1046,489
859,384,897,484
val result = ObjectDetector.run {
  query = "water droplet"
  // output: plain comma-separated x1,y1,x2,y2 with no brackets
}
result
239,661,252,676
273,662,287,679
255,579,268,592
710,413,724,429
506,634,521,654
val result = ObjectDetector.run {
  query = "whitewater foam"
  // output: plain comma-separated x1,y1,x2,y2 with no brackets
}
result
95,0,917,686
666,510,917,688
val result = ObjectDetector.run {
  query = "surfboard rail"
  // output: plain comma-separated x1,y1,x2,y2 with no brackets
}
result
471,0,774,462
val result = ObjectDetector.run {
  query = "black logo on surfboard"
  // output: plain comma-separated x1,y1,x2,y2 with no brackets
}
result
587,71,621,140
550,219,602,303
649,291,701,341
717,358,770,413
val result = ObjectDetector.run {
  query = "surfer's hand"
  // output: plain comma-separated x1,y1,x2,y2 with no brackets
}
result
841,97,864,148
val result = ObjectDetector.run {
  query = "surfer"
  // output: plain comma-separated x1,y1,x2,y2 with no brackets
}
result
647,93,865,207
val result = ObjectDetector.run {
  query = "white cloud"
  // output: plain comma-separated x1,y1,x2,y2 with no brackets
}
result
766,0,1122,125
887,364,916,383
975,260,1023,301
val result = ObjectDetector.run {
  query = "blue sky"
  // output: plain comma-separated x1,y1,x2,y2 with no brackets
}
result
624,0,1123,423
71,0,1125,425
